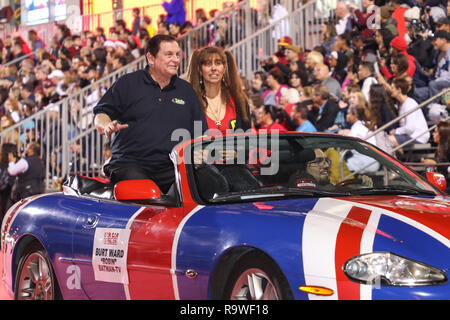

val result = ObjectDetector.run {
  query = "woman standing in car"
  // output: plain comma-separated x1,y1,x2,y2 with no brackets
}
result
187,46,251,135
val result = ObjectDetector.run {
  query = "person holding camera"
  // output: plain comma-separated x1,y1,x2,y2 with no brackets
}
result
7,142,45,202
259,36,291,72
269,43,308,87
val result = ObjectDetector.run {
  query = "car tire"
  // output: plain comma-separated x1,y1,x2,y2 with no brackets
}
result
14,242,60,300
223,252,293,300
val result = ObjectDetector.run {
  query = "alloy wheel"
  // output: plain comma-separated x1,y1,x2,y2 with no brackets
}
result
230,268,279,300
16,252,54,300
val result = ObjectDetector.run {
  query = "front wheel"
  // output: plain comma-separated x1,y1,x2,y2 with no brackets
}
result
223,252,293,300
14,242,59,300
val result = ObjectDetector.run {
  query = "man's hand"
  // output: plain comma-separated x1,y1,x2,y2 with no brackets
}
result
99,120,129,137
95,113,129,137
8,153,16,163
358,174,374,188
347,3,358,10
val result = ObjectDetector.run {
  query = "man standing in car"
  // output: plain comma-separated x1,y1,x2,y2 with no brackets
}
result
93,35,207,193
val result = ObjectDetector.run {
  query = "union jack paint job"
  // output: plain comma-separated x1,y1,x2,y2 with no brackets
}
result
2,193,449,300
1,133,449,300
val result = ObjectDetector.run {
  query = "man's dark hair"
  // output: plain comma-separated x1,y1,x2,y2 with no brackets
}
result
293,102,309,119
143,16,151,24
28,142,40,155
93,48,107,64
259,104,277,121
393,78,410,95
145,34,178,57
350,30,363,43
21,82,33,92
338,32,352,46
313,84,330,100
116,19,126,29
268,67,285,85
360,61,375,74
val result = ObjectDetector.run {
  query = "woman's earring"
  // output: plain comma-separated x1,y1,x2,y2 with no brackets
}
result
200,77,203,85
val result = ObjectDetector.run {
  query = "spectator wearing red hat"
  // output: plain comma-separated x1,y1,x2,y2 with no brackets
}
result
115,40,128,55
274,36,292,65
259,36,291,72
270,43,308,86
380,36,416,80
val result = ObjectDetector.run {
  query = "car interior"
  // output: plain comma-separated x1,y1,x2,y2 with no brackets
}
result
62,135,438,205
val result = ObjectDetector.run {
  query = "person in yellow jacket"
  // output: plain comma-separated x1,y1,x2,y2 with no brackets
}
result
142,16,157,38
324,148,353,185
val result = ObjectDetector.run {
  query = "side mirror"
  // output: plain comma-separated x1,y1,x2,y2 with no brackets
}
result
426,172,447,193
114,179,161,201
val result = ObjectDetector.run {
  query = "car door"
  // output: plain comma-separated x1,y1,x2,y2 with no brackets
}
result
72,198,143,300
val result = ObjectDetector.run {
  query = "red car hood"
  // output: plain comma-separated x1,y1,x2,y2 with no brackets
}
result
339,195,450,241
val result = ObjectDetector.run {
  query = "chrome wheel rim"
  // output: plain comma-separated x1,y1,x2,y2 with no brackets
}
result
230,268,279,300
17,252,54,300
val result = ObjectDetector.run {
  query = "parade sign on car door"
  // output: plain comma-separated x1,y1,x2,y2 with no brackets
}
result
92,228,131,284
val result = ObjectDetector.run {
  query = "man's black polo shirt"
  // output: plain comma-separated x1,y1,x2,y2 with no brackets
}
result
93,66,207,171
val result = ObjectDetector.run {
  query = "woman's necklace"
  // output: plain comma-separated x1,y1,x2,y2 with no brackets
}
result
206,94,224,126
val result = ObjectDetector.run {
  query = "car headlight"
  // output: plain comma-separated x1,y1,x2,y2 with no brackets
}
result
343,252,447,286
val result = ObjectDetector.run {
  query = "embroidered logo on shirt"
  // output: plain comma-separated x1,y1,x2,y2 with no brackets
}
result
172,98,185,105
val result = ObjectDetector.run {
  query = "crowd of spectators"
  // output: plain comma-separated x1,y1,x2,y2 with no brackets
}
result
246,0,449,163
0,1,263,149
0,2,263,187
0,12,185,147
0,0,448,185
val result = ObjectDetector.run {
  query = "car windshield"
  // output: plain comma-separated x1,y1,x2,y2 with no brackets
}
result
185,133,439,204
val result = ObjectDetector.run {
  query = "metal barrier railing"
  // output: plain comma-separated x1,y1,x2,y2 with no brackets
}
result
0,57,147,190
339,87,450,180
177,0,263,75
82,3,163,35
228,1,320,80
2,51,36,68
364,87,450,148
228,0,362,80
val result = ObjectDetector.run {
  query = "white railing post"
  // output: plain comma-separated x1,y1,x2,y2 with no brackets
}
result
61,98,69,180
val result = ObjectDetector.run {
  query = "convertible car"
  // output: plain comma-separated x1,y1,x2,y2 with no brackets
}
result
1,132,449,300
